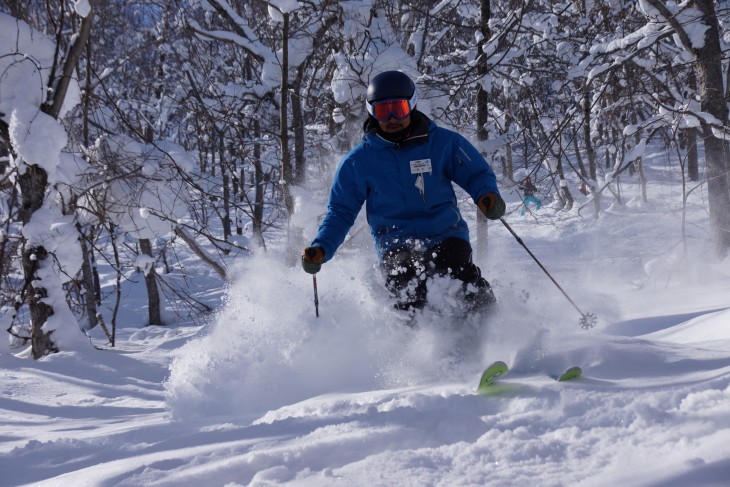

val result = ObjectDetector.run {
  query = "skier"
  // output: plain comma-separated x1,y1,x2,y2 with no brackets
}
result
301,70,505,316
518,176,542,216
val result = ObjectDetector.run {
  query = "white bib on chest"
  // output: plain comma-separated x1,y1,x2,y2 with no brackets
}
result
410,159,432,174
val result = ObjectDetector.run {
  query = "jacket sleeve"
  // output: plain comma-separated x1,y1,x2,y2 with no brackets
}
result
311,155,366,262
449,133,500,202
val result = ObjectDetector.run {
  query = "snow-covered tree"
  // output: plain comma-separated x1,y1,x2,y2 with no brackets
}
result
0,5,94,358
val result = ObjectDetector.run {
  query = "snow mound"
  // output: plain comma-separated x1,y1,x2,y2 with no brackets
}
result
642,307,730,346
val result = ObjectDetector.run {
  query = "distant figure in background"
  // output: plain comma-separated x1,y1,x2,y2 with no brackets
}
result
579,181,589,196
518,176,542,216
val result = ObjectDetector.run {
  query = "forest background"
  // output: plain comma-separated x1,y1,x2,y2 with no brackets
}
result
1,0,730,360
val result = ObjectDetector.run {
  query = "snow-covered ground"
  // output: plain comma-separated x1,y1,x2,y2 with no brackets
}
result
2,155,730,486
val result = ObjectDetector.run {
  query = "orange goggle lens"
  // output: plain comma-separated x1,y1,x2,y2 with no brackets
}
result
371,99,411,122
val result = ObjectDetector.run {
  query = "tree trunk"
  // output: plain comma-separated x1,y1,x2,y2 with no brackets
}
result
291,76,306,186
18,164,56,358
626,107,647,203
686,71,699,181
582,90,597,181
22,246,57,359
691,0,730,256
139,238,162,326
77,224,99,330
505,143,513,182
474,0,491,263
252,121,266,248
278,12,302,265
572,133,588,178
551,151,574,211
219,131,232,240
280,12,292,215
580,88,601,218
686,127,699,182
109,223,121,346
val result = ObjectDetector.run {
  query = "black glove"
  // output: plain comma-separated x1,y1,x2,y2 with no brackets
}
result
301,246,325,274
478,193,506,220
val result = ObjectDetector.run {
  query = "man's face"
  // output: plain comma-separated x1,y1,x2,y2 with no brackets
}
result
378,113,411,133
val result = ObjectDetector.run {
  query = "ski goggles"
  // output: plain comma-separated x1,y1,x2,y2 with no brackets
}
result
367,98,414,122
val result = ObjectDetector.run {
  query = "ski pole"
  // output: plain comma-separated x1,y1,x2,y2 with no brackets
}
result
305,248,320,317
312,274,319,317
499,218,597,329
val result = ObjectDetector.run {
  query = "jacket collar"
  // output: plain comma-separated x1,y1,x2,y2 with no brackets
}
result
363,110,430,149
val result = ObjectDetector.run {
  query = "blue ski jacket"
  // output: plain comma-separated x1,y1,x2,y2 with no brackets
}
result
312,112,500,262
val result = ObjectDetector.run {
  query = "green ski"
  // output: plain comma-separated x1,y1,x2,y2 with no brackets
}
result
477,360,509,393
477,362,583,394
557,365,582,382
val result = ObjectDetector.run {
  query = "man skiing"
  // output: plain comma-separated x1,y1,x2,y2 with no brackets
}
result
301,70,505,316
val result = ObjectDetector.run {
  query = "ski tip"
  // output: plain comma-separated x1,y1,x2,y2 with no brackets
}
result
557,366,582,382
477,360,509,392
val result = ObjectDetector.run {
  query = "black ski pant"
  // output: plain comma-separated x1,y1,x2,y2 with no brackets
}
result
380,237,495,312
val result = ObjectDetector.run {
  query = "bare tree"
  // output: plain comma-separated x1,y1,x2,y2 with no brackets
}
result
643,0,730,256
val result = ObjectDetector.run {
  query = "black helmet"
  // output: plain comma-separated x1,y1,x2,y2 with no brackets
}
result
366,71,418,115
